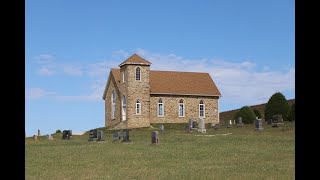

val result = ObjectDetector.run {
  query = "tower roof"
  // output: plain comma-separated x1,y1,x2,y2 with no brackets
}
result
118,54,152,67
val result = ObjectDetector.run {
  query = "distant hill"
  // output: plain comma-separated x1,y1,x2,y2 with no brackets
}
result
219,99,295,123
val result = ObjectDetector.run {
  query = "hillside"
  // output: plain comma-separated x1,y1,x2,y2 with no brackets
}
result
219,99,295,123
25,122,295,179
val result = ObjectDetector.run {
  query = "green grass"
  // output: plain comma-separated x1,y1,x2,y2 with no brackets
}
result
25,122,295,179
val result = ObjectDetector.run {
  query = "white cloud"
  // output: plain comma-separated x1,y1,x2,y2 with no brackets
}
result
33,54,84,76
112,50,129,59
34,54,54,64
63,65,83,76
87,61,118,77
37,67,56,75
241,61,256,69
25,88,55,99
54,80,105,101
29,49,294,105
132,48,295,106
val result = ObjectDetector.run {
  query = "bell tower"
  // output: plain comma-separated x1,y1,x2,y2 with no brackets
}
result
119,54,151,128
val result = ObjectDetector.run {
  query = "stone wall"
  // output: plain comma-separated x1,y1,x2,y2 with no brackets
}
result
126,65,151,128
105,74,124,128
150,94,219,124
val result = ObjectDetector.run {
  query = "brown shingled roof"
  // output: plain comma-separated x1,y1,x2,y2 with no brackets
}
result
111,68,121,88
119,54,152,67
150,70,221,96
109,69,221,97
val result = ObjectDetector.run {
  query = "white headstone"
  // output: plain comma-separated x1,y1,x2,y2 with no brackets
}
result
159,125,164,131
46,134,54,140
197,118,206,133
229,120,232,125
199,118,205,129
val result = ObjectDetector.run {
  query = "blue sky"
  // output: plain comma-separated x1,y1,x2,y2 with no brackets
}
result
26,0,295,136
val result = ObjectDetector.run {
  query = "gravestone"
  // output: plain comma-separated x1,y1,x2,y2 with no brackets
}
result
272,115,283,123
227,120,232,128
254,118,264,131
213,123,220,130
38,129,40,137
97,131,105,141
88,129,98,141
33,135,38,141
197,118,206,133
151,131,159,144
272,114,284,127
185,125,191,133
159,125,164,131
62,130,72,140
237,117,244,127
189,119,193,129
121,129,130,142
113,131,121,141
192,121,198,129
46,134,54,140
267,119,272,125
233,120,236,125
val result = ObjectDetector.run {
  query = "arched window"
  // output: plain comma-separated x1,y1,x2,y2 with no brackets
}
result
136,99,141,115
158,98,164,117
179,99,184,117
122,95,126,121
136,67,141,81
111,90,116,119
199,100,205,117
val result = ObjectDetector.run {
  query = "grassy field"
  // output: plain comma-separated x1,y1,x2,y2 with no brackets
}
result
25,122,295,179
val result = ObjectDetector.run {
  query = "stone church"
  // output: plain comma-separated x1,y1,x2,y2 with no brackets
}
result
102,54,221,129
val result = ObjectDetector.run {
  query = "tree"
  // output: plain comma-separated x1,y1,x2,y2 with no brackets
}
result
233,106,256,124
253,109,262,119
287,103,295,121
264,92,290,121
56,129,62,133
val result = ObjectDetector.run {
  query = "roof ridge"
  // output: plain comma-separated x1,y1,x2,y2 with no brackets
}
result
151,70,210,74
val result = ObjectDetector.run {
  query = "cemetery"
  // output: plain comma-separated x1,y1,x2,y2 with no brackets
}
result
25,121,295,179
88,129,105,141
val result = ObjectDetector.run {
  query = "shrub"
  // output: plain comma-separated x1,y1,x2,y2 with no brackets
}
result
56,129,62,133
287,103,295,121
253,109,262,119
233,106,256,124
264,92,290,121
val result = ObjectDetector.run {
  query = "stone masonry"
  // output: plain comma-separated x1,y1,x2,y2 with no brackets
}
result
125,65,150,128
105,73,122,128
150,95,219,124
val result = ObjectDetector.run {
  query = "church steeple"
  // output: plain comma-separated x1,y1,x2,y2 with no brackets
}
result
118,54,151,128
